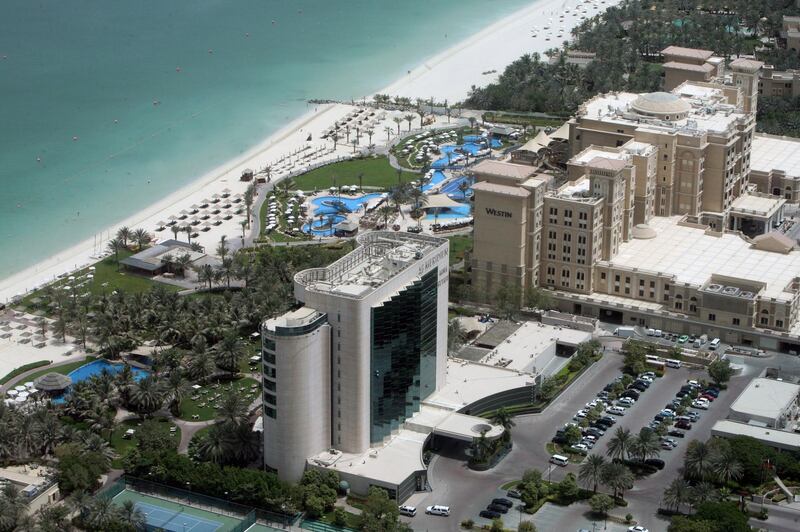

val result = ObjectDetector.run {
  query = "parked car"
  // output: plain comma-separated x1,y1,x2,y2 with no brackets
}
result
661,441,675,450
621,389,641,400
677,335,689,344
607,406,626,416
574,409,588,419
704,389,720,398
618,397,636,407
571,443,590,454
630,382,648,392
644,458,665,470
507,489,521,499
426,505,450,516
398,505,417,517
699,393,716,402
487,503,508,514
659,409,676,417
668,430,686,438
648,420,661,430
687,411,700,422
480,510,500,519
492,498,513,508
628,526,649,532
691,400,709,410
675,420,693,430
599,415,617,426
586,427,605,438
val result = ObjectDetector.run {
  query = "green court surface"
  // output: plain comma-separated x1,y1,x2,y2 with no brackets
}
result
244,524,284,532
113,489,244,532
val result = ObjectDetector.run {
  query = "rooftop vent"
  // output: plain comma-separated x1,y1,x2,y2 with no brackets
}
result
706,284,723,293
740,291,755,299
722,286,740,296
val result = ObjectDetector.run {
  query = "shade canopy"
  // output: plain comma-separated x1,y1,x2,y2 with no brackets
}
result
33,372,73,392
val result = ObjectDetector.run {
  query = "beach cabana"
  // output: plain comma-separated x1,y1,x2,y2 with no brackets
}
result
33,372,72,394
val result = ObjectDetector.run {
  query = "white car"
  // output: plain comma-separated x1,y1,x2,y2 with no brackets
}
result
639,375,654,383
425,505,450,516
692,400,709,410
571,443,589,454
607,406,626,416
574,409,588,419
618,397,635,407
628,526,649,532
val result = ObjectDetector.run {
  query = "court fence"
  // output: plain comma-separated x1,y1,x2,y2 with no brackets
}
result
100,476,298,529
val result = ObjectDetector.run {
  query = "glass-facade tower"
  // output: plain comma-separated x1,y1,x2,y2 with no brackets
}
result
369,269,438,443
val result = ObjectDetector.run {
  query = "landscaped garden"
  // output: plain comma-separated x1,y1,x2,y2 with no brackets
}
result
291,155,414,190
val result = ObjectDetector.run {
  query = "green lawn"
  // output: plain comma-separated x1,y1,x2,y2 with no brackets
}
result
447,235,472,266
178,376,260,422
22,356,97,383
17,250,180,314
109,418,179,468
0,360,51,385
292,156,414,190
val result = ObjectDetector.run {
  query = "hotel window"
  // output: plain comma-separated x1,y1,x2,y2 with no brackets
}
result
732,318,740,326
708,313,716,322
777,319,784,328
760,317,769,325
601,272,606,280
265,407,276,419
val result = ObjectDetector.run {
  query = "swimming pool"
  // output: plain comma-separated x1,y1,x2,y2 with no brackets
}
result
426,204,472,220
52,360,149,403
463,135,502,148
422,170,447,192
310,193,384,215
302,214,347,236
439,175,474,197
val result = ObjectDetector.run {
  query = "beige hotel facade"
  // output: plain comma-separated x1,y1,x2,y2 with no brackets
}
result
470,52,800,352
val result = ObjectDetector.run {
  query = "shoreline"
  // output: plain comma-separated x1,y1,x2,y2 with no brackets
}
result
0,0,621,303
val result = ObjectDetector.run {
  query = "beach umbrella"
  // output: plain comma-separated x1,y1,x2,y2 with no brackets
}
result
24,381,34,389
14,385,27,392
17,391,29,400
33,372,72,392
14,396,26,403
6,390,18,397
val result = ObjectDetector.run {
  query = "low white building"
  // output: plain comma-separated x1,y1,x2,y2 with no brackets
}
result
729,377,800,428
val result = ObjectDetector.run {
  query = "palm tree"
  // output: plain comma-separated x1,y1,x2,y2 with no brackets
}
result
331,132,340,150
404,114,415,132
684,440,714,480
116,226,131,248
84,497,117,530
0,483,30,531
196,425,228,465
214,331,245,377
170,224,180,241
133,228,150,249
600,462,634,500
579,454,606,493
490,407,515,440
458,180,471,200
710,445,743,485
357,172,364,193
35,504,73,532
175,253,192,277
229,421,261,465
243,183,256,229
164,369,191,416
366,128,374,149
187,338,216,383
107,238,124,269
216,390,249,428
689,481,718,508
661,478,690,513
606,427,633,461
416,106,425,128
195,263,217,290
117,499,145,531
183,224,193,244
216,235,229,261
384,126,393,143
630,427,660,462
127,375,164,418
219,257,235,289
393,117,403,135
377,205,394,229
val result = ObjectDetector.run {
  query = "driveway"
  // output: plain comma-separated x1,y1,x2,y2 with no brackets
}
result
404,349,753,532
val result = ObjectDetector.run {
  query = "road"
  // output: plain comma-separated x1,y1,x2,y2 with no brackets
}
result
404,348,749,532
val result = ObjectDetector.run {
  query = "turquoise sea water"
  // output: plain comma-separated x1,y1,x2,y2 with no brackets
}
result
0,0,532,279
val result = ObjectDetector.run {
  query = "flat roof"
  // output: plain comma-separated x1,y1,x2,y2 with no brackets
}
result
580,85,745,136
662,46,714,61
729,193,785,218
604,216,800,302
120,240,199,271
472,159,537,181
712,420,800,450
478,321,592,373
751,134,800,178
425,358,534,411
571,148,630,166
730,378,800,420
294,231,446,300
471,181,531,198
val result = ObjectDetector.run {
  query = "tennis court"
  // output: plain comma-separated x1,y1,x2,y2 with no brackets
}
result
113,489,244,532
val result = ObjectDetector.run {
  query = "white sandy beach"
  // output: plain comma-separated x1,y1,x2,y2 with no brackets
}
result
0,0,620,304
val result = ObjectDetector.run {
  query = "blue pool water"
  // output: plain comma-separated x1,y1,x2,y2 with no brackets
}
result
426,204,471,220
302,214,347,236
53,360,149,403
310,193,384,215
463,135,503,148
440,176,474,197
422,170,448,192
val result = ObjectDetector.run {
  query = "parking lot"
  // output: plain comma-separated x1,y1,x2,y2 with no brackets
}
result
403,347,750,532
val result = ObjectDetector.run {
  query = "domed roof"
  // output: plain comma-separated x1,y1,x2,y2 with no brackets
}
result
631,224,657,239
631,92,691,116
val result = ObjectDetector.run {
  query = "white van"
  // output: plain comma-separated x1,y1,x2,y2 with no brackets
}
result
665,359,682,369
425,505,450,516
550,454,569,467
709,338,720,350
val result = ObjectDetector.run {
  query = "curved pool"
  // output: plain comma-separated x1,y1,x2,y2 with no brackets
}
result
302,214,347,236
310,193,383,215
53,360,149,403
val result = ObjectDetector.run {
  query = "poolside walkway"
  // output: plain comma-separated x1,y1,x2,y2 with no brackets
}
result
0,353,87,393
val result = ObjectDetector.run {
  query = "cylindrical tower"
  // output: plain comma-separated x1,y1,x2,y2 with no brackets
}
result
262,307,331,482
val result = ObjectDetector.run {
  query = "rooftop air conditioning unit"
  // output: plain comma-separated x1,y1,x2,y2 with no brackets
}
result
706,284,723,293
722,286,740,296
740,291,755,299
